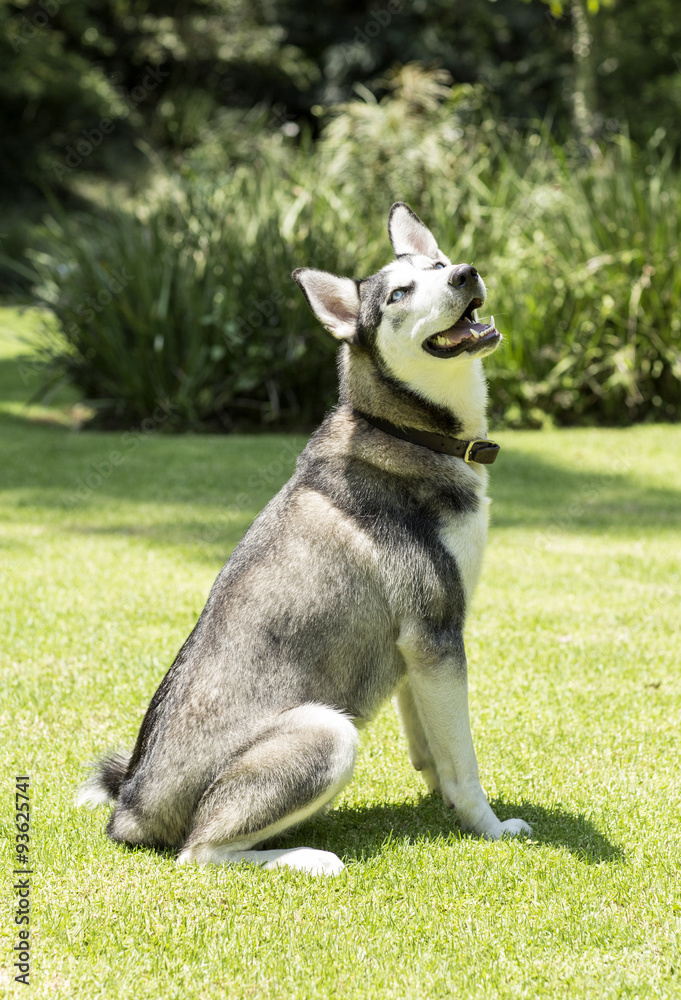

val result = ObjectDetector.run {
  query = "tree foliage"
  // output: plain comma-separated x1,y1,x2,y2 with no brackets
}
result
27,73,681,430
1,0,681,200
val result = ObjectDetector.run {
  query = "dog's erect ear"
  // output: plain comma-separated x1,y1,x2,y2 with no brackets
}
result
292,268,360,341
388,202,440,258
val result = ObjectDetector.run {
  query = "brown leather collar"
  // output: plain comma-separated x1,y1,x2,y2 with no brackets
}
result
354,411,500,464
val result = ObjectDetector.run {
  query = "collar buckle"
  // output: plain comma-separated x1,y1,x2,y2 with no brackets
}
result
464,439,500,464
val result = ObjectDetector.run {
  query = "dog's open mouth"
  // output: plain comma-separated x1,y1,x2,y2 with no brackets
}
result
422,300,501,358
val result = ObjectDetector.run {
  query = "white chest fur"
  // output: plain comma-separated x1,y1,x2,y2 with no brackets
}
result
438,495,490,606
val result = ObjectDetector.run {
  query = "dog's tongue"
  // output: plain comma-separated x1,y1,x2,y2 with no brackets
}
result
430,319,494,349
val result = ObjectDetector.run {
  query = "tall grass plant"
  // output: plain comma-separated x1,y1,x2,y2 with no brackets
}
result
26,67,681,430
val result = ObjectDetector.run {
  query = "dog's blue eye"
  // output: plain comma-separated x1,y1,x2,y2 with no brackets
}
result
434,262,445,269
389,289,406,303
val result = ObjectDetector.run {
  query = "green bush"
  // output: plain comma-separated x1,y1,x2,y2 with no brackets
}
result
28,170,352,430
478,133,681,426
28,69,681,430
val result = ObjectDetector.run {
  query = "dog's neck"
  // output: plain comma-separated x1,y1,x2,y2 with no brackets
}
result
338,343,490,441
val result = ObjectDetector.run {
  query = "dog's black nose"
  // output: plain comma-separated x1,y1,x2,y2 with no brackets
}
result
448,264,479,289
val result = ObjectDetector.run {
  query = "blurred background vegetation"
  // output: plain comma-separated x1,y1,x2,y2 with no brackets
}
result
1,0,679,430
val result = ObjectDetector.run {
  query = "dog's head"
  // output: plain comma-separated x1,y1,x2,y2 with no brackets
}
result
293,203,501,380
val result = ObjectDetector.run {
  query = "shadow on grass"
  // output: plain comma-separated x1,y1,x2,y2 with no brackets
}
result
2,342,680,542
262,796,625,867
1,403,679,544
109,793,623,870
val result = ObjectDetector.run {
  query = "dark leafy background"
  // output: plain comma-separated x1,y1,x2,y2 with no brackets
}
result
1,0,679,429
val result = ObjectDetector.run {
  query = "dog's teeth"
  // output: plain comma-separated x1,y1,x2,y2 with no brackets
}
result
474,323,493,339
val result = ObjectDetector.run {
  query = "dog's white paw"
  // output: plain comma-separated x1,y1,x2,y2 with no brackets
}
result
481,817,532,840
262,847,345,876
177,845,345,874
498,818,532,838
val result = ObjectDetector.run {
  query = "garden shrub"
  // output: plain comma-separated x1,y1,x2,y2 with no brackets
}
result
29,69,681,430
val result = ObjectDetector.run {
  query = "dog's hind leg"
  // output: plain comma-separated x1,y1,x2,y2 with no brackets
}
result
176,705,358,876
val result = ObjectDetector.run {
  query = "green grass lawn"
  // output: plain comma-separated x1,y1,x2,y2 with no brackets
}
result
1,305,680,999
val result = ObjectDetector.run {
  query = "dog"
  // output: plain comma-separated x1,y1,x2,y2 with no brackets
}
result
78,203,531,875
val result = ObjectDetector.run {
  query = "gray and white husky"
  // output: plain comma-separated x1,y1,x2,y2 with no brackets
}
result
78,203,531,875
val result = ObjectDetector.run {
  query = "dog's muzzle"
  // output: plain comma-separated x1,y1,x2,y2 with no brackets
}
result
422,264,500,358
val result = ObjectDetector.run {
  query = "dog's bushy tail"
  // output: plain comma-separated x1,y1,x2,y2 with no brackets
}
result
75,749,132,808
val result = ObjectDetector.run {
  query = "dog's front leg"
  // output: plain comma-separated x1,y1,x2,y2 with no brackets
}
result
399,629,531,840
394,678,441,793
